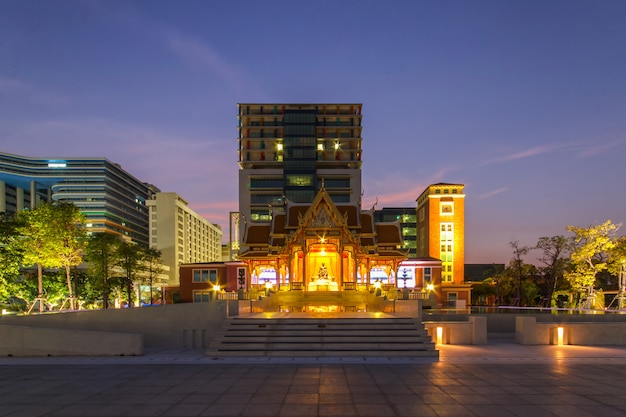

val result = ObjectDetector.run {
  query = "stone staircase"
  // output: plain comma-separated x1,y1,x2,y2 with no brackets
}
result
206,316,438,358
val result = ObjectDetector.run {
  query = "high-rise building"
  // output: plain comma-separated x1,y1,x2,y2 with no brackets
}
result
147,192,223,285
374,207,417,257
0,152,157,246
237,103,363,229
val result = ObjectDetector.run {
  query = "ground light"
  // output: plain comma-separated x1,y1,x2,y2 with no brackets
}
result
436,326,443,345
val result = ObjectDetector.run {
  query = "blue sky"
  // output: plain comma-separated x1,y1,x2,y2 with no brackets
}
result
1,1,625,264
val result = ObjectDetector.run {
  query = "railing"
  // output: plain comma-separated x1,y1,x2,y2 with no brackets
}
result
408,292,431,300
217,292,247,301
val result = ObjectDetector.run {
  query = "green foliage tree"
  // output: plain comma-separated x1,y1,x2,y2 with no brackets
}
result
508,241,532,307
535,235,572,307
116,241,144,307
52,202,86,310
492,270,515,306
16,203,65,313
566,220,620,307
85,233,121,309
608,236,626,278
0,213,24,306
140,247,163,305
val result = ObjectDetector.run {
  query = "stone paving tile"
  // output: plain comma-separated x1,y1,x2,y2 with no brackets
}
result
354,403,396,417
241,404,283,417
2,361,626,417
318,403,358,417
199,403,245,417
278,403,318,417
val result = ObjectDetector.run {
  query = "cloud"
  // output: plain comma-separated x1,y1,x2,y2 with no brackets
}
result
575,138,626,159
166,34,244,87
90,2,248,93
482,136,626,167
3,116,238,204
362,167,459,209
481,144,558,166
0,75,71,106
476,187,508,200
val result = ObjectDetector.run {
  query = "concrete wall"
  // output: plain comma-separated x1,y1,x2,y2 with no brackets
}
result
424,316,487,345
516,316,626,345
0,302,229,350
0,325,143,357
424,312,626,334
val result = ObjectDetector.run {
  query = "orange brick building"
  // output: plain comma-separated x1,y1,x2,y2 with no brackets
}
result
416,183,471,308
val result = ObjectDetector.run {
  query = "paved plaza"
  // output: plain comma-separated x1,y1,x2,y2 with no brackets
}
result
2,338,626,417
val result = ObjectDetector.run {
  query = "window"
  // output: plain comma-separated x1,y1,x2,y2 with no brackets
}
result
193,270,209,283
440,203,453,214
423,267,432,284
193,269,217,283
193,290,212,302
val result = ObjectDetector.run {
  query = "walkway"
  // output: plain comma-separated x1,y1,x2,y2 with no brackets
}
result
2,338,626,416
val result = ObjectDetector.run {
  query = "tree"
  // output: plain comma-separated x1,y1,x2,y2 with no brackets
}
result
117,241,143,307
52,202,86,310
85,233,121,309
508,241,532,307
566,220,620,307
140,247,163,305
0,213,25,307
16,203,64,313
535,235,571,307
608,236,626,278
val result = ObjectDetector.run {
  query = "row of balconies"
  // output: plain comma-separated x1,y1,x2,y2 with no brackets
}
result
239,129,361,139
239,150,362,163
238,105,362,116
239,139,361,151
239,118,361,127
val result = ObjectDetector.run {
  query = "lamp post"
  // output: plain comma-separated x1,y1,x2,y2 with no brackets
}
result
619,262,625,310
238,269,246,300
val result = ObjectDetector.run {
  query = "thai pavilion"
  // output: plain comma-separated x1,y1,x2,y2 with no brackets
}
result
238,184,441,296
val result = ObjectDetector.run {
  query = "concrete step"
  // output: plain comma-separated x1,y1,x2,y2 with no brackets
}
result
221,331,430,337
211,336,433,344
207,316,438,358
208,349,439,357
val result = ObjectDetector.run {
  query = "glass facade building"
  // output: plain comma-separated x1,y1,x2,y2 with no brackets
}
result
0,152,158,247
237,103,363,227
374,207,417,257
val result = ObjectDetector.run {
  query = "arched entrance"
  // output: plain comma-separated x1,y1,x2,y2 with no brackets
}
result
306,240,340,291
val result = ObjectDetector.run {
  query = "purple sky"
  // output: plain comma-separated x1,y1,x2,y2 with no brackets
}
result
1,1,625,264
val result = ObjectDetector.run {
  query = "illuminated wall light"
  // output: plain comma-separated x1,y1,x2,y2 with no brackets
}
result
334,142,340,150
436,326,443,345
277,143,283,151
557,327,564,345
317,143,324,151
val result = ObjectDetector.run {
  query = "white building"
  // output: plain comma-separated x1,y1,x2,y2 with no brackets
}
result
147,192,223,285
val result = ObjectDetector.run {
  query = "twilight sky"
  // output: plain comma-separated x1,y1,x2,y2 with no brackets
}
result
1,1,625,264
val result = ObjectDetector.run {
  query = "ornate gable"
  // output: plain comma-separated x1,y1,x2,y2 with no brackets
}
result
300,187,348,229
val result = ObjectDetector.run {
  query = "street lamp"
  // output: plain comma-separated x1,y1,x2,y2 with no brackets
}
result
619,261,625,310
